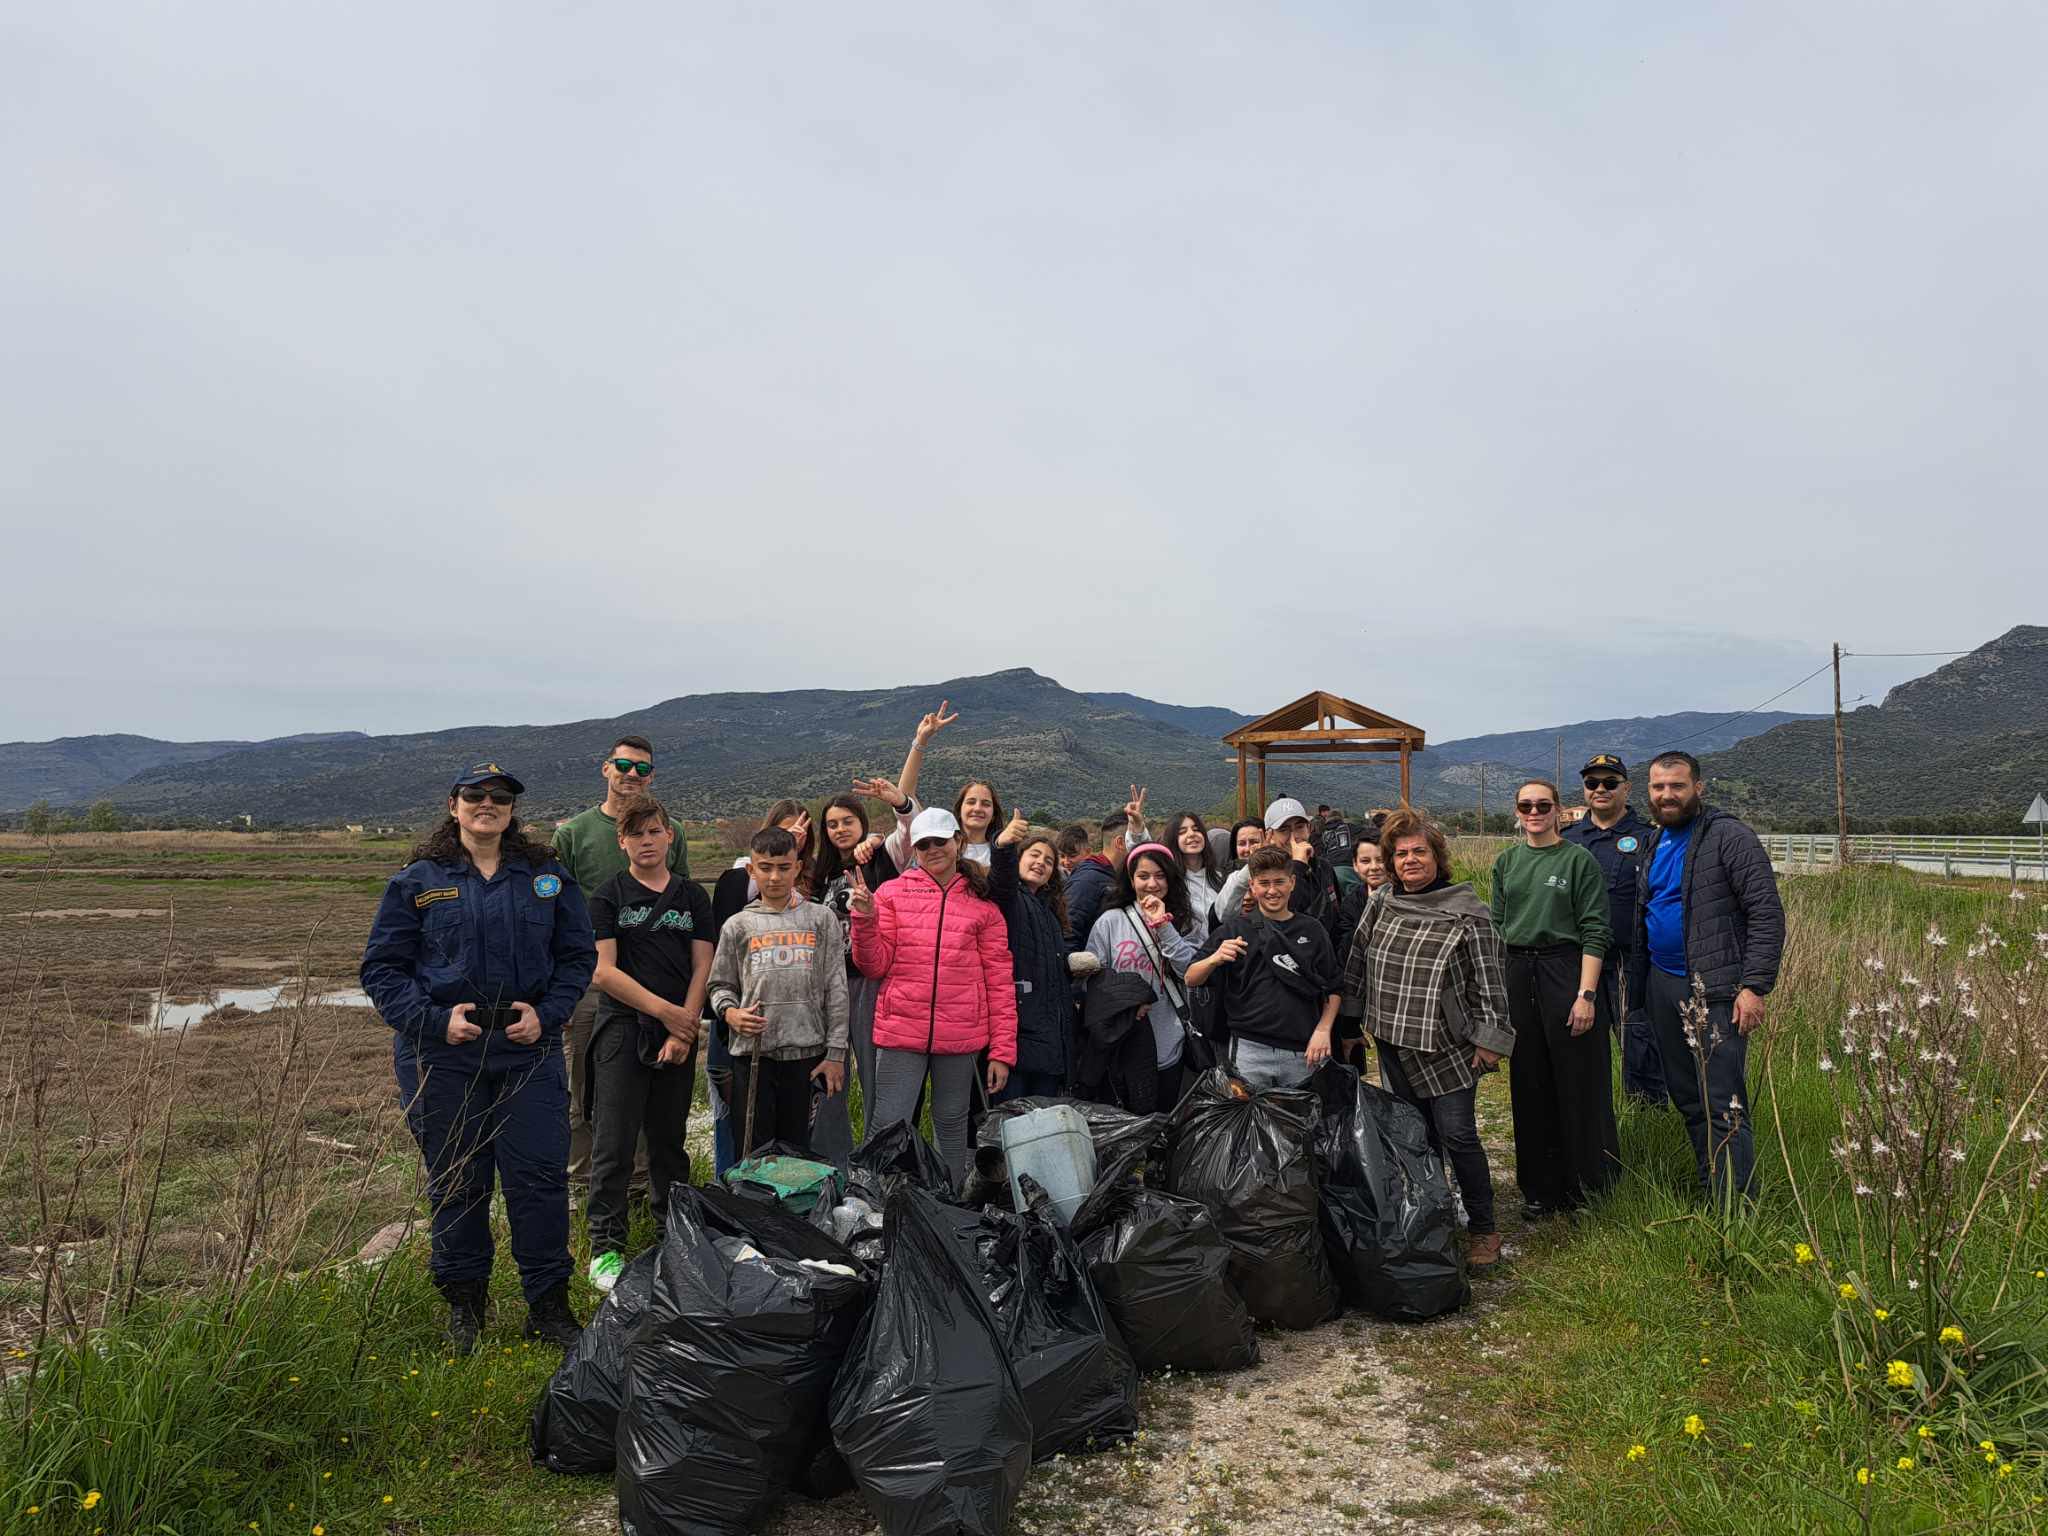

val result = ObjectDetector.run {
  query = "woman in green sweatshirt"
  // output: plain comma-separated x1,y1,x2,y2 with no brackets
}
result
1490,780,1615,1220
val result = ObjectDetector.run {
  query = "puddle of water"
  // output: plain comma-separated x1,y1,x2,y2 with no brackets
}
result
142,981,375,1032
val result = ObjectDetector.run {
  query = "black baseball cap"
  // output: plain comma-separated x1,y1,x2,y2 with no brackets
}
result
451,761,526,795
1580,754,1628,779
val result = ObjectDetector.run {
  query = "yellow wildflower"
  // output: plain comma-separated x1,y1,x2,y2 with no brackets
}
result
1982,1440,1997,1451
1874,1309,1890,1321
321,1473,331,1482
27,1508,40,1517
429,1410,440,1419
1856,1466,1872,1485
1917,1425,1934,1440
1987,1452,1999,1464
382,1496,394,1505
1794,1242,1814,1264
1684,1414,1705,1438
1898,1457,1914,1470
1999,1463,2014,1477
1886,1360,1915,1387
1625,1444,1647,1462
81,1492,102,1511
1939,1325,1966,1347
1699,1356,1711,1365
313,1527,325,1536
1839,1282,1859,1301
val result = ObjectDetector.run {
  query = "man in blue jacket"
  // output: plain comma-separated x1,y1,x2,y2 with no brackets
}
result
361,762,596,1354
1564,754,1665,1105
1627,751,1784,1200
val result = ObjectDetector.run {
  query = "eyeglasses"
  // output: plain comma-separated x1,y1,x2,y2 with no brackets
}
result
1515,799,1555,815
1582,777,1622,792
607,758,655,777
458,788,517,806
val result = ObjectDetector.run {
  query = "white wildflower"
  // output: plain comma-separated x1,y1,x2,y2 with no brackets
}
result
1925,925,1949,948
1869,1137,1890,1157
1818,1054,1835,1073
1900,971,1921,988
1864,956,1887,972
1854,1183,1875,1198
1947,1147,1966,1164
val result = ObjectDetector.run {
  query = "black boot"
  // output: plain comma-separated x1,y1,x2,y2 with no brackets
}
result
441,1280,489,1357
524,1282,583,1348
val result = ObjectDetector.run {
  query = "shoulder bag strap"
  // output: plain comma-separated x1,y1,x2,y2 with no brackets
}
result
1125,905,1191,1025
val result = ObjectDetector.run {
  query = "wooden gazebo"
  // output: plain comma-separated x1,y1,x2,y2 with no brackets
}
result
1223,689,1427,819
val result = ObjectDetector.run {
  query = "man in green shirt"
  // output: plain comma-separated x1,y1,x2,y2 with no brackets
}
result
552,734,689,1191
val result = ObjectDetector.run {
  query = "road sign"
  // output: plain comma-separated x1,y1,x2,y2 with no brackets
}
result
2027,794,2048,825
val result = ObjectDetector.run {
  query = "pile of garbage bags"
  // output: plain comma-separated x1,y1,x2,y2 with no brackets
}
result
533,1068,1471,1535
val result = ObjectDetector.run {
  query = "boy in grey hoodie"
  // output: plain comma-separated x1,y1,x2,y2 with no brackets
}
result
707,824,850,1156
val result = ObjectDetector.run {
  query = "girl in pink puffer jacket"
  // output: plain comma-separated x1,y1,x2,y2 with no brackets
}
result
850,807,1017,1181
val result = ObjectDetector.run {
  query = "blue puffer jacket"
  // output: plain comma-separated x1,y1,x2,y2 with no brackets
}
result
1627,806,1785,1008
987,841,1077,1082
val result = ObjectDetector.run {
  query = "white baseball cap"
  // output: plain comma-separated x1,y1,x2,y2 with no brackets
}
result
1263,797,1310,831
909,807,961,845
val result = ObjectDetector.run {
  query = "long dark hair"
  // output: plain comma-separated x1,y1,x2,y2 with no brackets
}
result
410,814,555,869
1110,844,1193,935
1165,810,1224,886
1017,832,1069,933
1227,818,1263,871
811,793,879,891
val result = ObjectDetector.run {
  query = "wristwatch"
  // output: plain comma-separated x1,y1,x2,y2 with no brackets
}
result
1579,989,1597,1003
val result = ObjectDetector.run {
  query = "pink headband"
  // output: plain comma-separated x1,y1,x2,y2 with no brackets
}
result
1125,842,1176,868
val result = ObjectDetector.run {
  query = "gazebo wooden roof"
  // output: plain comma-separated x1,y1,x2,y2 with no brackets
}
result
1223,689,1427,818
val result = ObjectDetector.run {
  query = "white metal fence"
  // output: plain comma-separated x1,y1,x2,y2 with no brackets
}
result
1764,833,2048,882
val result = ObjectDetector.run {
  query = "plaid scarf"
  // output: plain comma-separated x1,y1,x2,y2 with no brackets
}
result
1343,882,1498,1057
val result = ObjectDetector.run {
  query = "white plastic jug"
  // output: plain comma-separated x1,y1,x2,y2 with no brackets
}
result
1000,1104,1098,1226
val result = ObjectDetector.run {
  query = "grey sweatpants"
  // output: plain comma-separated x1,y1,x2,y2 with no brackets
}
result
871,1046,980,1185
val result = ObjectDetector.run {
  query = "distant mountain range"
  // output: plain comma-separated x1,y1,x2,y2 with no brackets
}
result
1702,625,2048,828
3,671,1820,828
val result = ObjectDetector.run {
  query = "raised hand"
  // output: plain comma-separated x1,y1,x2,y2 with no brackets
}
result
916,699,959,745
1289,833,1315,865
1137,892,1168,927
787,810,811,851
996,810,1030,847
852,832,885,866
1210,936,1249,966
1125,784,1148,827
851,774,903,805
847,865,875,919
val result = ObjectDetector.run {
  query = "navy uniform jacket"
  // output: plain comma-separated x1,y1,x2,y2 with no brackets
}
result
361,850,596,1072
1563,808,1654,961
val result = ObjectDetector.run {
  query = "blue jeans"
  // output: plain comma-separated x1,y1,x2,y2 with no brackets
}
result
1602,955,1668,1105
1229,1035,1313,1091
1645,966,1755,1198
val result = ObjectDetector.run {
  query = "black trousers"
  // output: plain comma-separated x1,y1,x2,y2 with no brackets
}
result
1505,943,1619,1209
586,1019,694,1256
728,1053,823,1158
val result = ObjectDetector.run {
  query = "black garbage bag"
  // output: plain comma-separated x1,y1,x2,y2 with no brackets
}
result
961,1098,1170,1210
530,1248,658,1474
725,1140,843,1216
1313,1064,1470,1322
615,1185,872,1536
1166,1068,1339,1330
932,1179,1138,1459
849,1118,956,1200
830,1186,1032,1535
1071,1177,1260,1374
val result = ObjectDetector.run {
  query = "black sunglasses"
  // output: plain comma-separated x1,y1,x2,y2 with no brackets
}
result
607,758,655,777
458,788,517,806
1516,799,1555,815
1582,777,1623,792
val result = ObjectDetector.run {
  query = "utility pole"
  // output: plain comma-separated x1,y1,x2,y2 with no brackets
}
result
1556,735,1564,793
1477,766,1485,834
1833,642,1850,866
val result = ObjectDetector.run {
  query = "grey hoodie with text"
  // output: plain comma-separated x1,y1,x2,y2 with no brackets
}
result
707,897,850,1062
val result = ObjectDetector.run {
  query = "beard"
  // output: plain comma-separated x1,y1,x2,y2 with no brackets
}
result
1653,791,1702,825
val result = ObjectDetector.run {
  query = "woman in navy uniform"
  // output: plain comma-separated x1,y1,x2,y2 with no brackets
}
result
361,762,596,1353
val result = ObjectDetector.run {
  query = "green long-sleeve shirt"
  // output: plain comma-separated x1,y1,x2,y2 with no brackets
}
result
1489,839,1611,957
552,804,689,903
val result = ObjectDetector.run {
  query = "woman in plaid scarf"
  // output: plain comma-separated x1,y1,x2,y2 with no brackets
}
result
1339,808,1515,1268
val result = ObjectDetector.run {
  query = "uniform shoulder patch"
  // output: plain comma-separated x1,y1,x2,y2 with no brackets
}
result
1617,836,1640,854
414,887,460,908
534,873,563,899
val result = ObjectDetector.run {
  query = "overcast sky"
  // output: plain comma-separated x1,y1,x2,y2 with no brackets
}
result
3,2,2041,745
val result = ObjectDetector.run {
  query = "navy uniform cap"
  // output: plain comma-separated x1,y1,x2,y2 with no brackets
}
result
1580,754,1628,778
451,761,526,795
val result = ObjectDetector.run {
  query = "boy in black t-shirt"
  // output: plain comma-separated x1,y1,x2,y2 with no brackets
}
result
584,799,714,1293
1187,846,1340,1090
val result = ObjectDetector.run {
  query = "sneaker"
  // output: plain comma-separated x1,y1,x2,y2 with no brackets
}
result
440,1280,489,1358
525,1282,584,1348
587,1251,624,1295
1519,1199,1558,1223
1467,1232,1503,1269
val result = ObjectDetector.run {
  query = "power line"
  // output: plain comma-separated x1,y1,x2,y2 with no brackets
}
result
1843,649,1975,659
1658,657,1838,748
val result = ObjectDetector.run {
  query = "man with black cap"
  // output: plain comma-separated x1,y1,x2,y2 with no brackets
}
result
361,761,595,1354
1563,754,1664,1105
